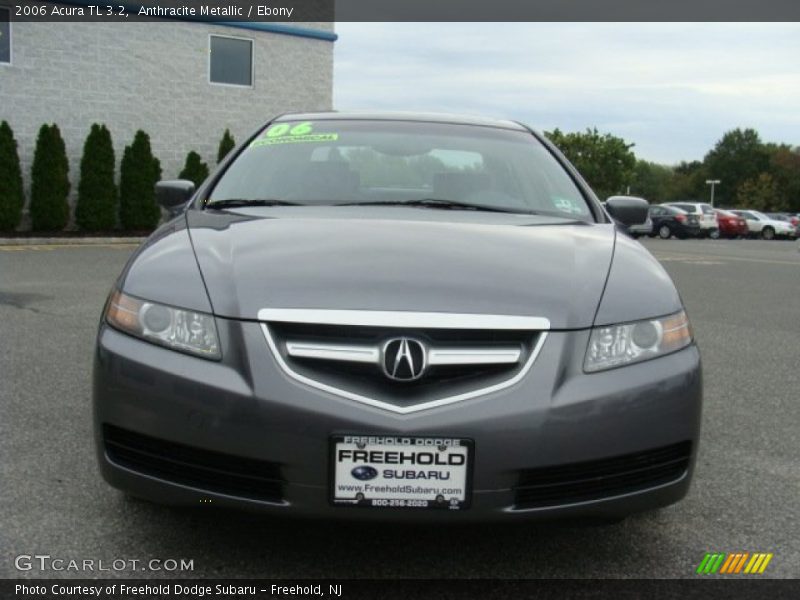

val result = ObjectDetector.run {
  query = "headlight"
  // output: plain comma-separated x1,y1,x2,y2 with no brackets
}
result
584,311,692,373
105,290,221,359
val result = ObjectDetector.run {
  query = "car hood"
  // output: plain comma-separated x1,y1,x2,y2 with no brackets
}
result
186,207,617,329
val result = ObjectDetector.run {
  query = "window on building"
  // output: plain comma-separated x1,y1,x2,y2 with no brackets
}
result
209,35,253,87
0,8,10,64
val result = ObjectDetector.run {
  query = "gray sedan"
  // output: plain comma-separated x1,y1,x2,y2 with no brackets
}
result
94,112,701,522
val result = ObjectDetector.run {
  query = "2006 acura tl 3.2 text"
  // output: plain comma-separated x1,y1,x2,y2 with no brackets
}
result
93,112,702,521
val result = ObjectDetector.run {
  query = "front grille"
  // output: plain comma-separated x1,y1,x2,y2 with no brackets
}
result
267,321,540,409
514,441,692,508
103,425,283,503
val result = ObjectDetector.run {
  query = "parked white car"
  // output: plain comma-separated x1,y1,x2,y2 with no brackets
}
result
662,202,719,238
729,210,798,240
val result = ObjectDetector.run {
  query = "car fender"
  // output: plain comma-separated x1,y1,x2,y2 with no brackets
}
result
115,216,213,313
593,231,683,327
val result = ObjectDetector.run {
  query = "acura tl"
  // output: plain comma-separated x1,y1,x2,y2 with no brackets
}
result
93,112,702,521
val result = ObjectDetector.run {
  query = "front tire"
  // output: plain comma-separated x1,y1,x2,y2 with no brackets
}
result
658,224,672,239
762,226,775,240
709,228,720,240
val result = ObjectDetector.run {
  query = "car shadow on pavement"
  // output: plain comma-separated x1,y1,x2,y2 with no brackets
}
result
115,494,672,578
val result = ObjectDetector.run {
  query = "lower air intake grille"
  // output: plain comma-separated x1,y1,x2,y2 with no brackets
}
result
514,441,692,508
103,424,283,503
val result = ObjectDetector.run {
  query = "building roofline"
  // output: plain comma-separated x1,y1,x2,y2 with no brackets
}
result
51,2,338,42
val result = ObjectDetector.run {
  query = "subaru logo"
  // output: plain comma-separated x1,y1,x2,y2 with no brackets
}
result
381,337,427,381
351,465,378,481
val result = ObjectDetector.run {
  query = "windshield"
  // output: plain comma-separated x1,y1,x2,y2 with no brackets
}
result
208,119,593,219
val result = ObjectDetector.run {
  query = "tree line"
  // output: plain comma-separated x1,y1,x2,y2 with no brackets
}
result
546,127,800,212
0,122,237,232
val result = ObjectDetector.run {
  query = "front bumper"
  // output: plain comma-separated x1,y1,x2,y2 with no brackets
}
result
93,319,702,521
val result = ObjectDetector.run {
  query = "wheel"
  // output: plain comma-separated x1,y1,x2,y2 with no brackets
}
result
658,224,672,239
709,228,720,240
762,226,775,240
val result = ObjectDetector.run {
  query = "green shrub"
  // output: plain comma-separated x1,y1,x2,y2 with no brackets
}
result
0,121,25,231
29,124,70,231
75,124,117,231
179,150,209,188
119,130,161,231
217,128,236,163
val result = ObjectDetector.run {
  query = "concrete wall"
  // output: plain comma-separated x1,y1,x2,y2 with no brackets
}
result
0,20,334,229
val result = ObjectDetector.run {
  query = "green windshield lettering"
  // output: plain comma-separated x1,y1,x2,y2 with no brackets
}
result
250,133,339,147
264,121,316,138
266,123,291,138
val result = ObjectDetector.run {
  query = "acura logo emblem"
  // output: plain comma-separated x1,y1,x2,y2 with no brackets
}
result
382,337,427,381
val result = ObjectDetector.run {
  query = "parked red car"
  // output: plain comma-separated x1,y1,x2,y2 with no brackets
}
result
715,209,748,238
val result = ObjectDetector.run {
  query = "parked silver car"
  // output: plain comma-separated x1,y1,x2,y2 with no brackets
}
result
730,210,797,240
94,113,702,522
628,213,654,238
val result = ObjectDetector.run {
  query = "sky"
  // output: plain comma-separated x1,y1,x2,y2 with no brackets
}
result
333,23,800,165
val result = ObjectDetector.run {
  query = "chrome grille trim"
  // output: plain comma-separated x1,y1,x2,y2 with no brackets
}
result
428,347,522,365
259,309,549,415
285,340,522,367
258,308,551,331
285,341,380,364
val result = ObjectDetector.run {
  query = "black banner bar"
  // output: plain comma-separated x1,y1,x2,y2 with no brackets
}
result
3,0,800,23
3,579,800,600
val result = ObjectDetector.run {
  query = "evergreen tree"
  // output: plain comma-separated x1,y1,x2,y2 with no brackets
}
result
30,124,70,231
217,128,236,163
75,124,117,231
119,130,161,231
179,151,210,188
0,121,25,231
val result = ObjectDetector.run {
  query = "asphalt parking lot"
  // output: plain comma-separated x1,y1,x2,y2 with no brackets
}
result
1,238,798,579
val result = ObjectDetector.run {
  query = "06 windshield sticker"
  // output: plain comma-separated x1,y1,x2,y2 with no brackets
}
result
250,122,338,147
552,196,585,214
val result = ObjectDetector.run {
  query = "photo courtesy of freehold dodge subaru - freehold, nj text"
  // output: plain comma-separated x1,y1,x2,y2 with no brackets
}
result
93,112,702,522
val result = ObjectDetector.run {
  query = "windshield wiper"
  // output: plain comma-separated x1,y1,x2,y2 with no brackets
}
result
335,199,534,214
205,199,302,209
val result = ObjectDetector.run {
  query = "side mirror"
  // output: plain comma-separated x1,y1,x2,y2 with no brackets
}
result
605,196,649,226
155,180,195,210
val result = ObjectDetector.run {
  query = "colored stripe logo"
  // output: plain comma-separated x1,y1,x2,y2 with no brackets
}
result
696,552,773,574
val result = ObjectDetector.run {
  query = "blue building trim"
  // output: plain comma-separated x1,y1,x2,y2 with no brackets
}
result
52,1,338,42
214,21,337,42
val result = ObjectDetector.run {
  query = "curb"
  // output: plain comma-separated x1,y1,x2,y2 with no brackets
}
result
0,237,146,246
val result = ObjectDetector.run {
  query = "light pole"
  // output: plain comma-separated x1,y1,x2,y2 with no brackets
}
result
705,179,720,207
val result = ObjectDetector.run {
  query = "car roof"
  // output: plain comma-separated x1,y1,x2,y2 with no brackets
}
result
664,201,708,208
657,205,687,214
273,111,530,132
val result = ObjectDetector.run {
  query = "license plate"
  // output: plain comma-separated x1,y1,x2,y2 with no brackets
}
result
330,435,473,510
